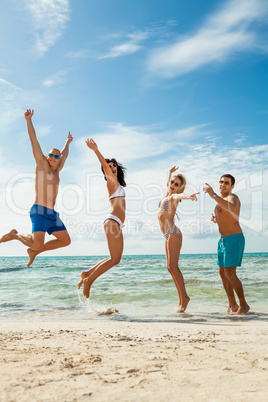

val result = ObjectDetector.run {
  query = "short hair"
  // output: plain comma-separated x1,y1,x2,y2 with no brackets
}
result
221,174,235,186
101,158,126,187
49,148,61,154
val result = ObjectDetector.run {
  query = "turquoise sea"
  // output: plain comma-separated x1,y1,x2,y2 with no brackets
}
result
0,254,267,323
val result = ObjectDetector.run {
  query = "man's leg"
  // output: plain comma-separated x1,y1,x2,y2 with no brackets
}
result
219,266,239,312
0,229,18,243
0,229,45,250
224,267,250,314
27,230,71,267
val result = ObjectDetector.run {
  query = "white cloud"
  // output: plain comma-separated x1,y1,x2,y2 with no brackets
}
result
66,50,89,59
76,122,172,164
99,31,149,59
26,0,70,57
0,79,23,135
42,70,68,87
174,124,213,139
34,125,53,138
148,0,268,77
100,43,141,59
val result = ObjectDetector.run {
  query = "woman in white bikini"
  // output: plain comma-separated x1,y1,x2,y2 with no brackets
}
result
158,166,199,312
78,138,126,298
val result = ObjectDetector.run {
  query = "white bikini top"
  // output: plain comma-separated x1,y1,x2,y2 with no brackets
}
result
109,184,125,201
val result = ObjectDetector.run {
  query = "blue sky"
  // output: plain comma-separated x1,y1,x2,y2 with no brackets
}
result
0,0,267,256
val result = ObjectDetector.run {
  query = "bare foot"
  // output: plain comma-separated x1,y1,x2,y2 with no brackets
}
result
78,271,89,289
0,229,18,243
27,248,38,267
176,296,190,313
77,269,94,289
83,278,91,298
227,303,239,313
237,303,250,314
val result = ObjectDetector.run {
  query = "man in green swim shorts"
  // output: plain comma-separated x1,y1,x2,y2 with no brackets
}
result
0,109,72,266
203,174,250,314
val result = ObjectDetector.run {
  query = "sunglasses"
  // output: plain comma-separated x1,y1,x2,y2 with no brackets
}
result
48,153,61,160
219,180,231,185
171,179,180,187
108,163,117,168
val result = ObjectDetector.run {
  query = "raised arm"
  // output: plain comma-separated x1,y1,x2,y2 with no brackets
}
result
85,138,116,182
167,166,179,187
58,132,73,171
24,109,44,163
203,183,238,213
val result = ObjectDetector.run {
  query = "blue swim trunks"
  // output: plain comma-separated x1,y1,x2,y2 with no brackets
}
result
217,233,245,268
30,204,66,235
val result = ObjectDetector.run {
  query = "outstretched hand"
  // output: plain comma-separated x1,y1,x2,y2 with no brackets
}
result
85,138,98,151
190,192,199,201
203,183,214,197
67,131,73,144
170,165,179,174
24,109,34,120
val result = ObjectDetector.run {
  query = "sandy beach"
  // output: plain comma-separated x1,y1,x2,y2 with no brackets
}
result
0,317,267,402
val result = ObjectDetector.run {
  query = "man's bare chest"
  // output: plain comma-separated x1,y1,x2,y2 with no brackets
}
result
36,169,60,186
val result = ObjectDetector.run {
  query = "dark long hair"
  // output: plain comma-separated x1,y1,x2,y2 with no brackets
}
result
101,158,127,187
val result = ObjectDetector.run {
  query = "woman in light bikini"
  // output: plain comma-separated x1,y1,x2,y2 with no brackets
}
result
158,166,199,312
78,138,126,298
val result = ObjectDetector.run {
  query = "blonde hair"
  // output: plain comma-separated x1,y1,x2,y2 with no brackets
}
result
50,148,61,154
173,174,186,195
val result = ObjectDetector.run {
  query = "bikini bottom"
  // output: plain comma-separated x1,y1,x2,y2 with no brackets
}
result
164,225,182,240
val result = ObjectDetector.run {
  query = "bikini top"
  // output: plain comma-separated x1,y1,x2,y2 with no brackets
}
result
159,196,180,220
158,197,171,212
109,184,125,201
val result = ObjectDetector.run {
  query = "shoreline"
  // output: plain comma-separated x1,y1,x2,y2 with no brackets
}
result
1,319,267,402
1,251,267,258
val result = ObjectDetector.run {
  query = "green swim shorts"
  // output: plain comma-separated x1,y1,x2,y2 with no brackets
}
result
217,233,245,268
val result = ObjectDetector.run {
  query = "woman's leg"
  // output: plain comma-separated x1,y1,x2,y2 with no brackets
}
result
77,258,109,289
82,220,124,298
165,238,182,306
166,233,190,312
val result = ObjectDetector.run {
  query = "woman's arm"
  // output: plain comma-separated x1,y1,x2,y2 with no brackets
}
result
167,166,179,187
176,192,199,201
85,138,115,181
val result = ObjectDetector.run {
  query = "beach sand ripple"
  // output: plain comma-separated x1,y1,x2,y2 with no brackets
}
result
0,320,267,401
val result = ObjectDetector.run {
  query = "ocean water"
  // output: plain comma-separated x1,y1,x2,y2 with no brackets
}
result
0,254,267,323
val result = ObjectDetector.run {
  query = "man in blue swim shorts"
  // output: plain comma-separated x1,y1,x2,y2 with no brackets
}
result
203,174,250,314
0,109,73,266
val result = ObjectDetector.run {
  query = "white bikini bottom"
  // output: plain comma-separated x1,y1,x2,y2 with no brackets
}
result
104,214,124,230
